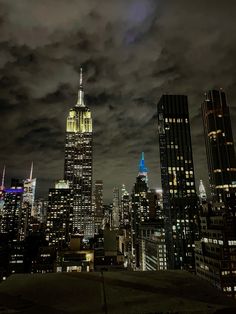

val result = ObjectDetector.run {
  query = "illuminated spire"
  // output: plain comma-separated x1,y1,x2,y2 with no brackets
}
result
1,165,5,190
76,67,85,107
139,152,148,175
29,161,33,180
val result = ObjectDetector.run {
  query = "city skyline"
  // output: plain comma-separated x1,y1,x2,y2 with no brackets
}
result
1,0,236,202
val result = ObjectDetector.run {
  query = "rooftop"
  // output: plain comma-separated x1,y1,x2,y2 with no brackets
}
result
0,271,235,313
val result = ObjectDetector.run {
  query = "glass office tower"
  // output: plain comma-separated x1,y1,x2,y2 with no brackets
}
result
157,95,198,270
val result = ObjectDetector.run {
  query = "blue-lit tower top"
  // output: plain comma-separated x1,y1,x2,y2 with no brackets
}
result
138,152,148,180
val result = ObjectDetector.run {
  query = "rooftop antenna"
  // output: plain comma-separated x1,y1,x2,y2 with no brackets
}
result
1,165,5,189
29,162,33,180
76,66,85,107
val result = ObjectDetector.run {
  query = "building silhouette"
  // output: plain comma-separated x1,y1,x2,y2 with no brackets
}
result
112,187,120,229
202,89,236,202
120,184,131,227
19,162,36,240
157,95,198,270
94,180,104,233
196,90,236,298
1,179,24,241
131,153,150,268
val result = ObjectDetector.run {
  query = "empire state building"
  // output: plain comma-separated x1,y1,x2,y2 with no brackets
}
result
64,68,94,237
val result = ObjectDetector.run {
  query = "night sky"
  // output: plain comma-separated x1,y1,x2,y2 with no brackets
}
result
1,0,236,202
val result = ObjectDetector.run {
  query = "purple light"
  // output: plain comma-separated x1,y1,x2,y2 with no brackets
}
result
4,188,24,194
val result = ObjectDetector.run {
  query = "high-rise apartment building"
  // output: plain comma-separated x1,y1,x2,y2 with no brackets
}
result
202,90,236,202
64,68,93,237
196,90,236,299
1,179,24,241
46,180,73,248
157,95,198,270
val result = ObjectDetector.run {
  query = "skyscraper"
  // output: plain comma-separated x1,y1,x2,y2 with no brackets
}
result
0,166,5,217
202,90,236,202
94,180,103,233
132,153,149,225
64,68,93,237
1,179,24,241
120,184,131,227
19,163,36,240
195,90,236,298
131,153,150,267
138,152,148,183
157,95,198,270
112,187,120,229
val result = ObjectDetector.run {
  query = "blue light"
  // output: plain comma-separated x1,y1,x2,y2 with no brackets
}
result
5,188,24,194
139,152,148,173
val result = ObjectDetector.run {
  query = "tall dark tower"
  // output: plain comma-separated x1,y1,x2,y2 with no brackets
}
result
202,90,236,202
157,95,198,270
94,180,103,233
195,90,236,298
64,68,93,237
131,153,149,268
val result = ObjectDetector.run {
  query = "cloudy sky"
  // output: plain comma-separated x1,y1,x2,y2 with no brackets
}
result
1,0,236,202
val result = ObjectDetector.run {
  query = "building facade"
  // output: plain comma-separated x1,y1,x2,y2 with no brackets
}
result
121,184,131,227
94,180,104,233
1,180,24,241
46,180,73,248
202,90,236,202
195,201,236,298
19,163,36,240
112,187,120,229
196,90,236,298
0,166,5,218
157,95,198,270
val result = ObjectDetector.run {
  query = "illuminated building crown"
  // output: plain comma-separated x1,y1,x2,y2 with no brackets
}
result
139,152,148,176
66,68,92,133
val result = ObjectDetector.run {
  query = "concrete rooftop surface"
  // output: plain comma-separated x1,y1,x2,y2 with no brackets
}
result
0,271,235,314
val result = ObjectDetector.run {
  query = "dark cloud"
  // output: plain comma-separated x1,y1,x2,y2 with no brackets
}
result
0,0,236,201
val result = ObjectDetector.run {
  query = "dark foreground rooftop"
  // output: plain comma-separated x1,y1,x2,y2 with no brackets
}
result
0,271,235,314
